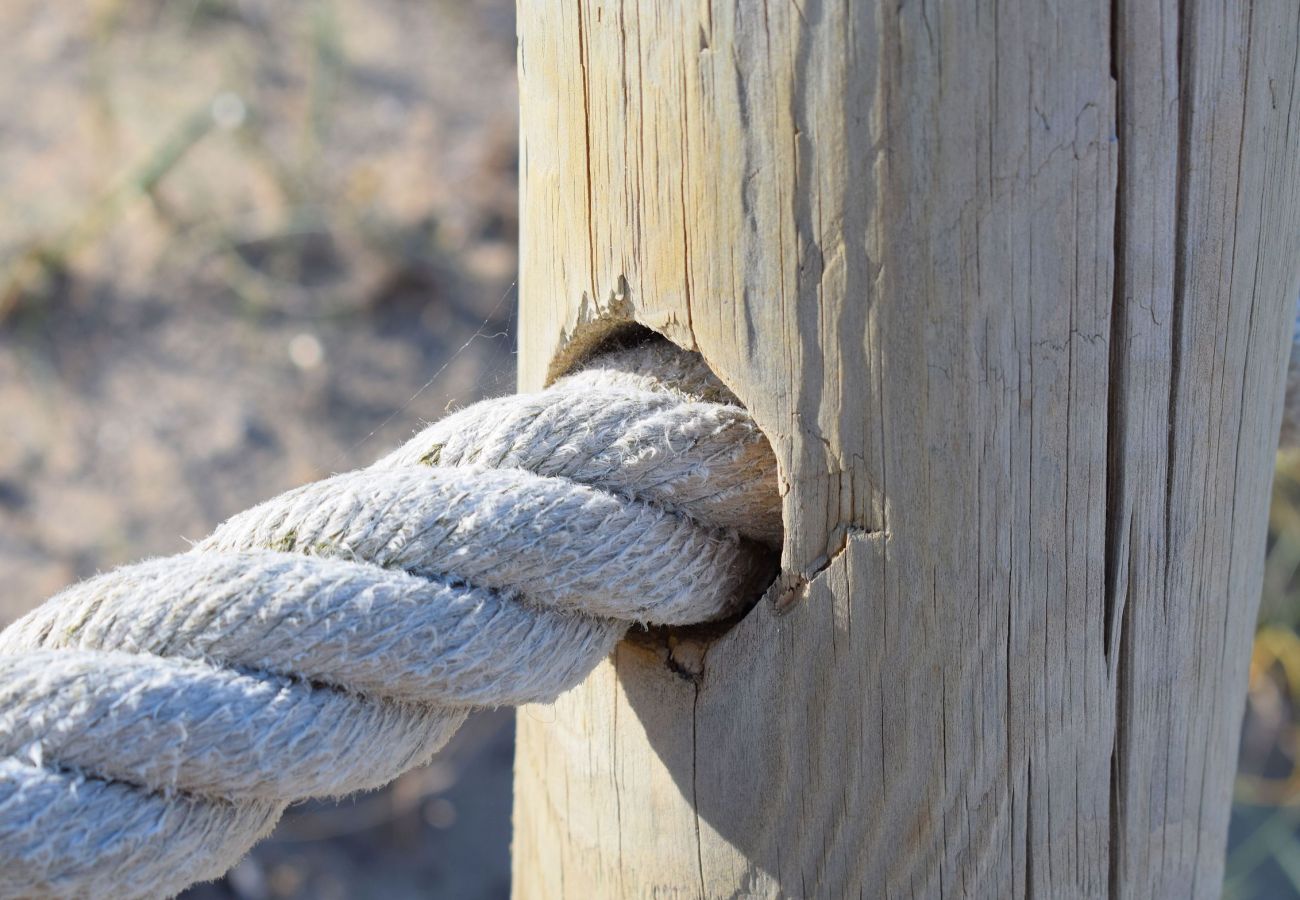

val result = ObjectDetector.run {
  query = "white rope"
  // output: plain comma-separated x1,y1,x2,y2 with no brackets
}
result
11,310,1299,899
0,339,781,899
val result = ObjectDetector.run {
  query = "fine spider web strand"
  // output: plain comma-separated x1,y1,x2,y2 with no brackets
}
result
333,279,518,469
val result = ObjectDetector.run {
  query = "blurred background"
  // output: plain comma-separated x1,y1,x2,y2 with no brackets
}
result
1231,452,1300,899
2,2,1299,898
0,0,518,897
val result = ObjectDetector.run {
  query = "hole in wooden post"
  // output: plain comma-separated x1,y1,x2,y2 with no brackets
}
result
555,323,784,679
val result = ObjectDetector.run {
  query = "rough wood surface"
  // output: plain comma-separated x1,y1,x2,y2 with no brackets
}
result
511,1,1300,896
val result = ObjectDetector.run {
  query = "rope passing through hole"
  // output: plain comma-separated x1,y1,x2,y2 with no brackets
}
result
0,338,782,899
11,307,1300,899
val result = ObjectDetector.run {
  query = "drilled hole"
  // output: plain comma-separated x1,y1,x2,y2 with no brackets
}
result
560,324,784,665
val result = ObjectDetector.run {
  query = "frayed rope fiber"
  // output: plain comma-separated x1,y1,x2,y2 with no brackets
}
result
0,339,781,900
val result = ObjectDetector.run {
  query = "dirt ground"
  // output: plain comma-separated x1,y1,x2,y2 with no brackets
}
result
1,1,519,896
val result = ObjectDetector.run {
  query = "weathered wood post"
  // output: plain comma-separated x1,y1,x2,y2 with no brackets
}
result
511,2,1300,896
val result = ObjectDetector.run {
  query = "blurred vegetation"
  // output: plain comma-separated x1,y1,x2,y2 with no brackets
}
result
1,0,519,331
1228,452,1300,899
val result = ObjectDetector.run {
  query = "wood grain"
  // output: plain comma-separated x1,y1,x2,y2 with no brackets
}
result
512,1,1300,896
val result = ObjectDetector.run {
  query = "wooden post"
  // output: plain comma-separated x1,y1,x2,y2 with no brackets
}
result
511,2,1300,896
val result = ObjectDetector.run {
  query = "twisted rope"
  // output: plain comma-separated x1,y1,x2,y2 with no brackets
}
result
0,339,781,899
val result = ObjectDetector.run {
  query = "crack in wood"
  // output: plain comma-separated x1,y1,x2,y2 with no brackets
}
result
774,525,880,613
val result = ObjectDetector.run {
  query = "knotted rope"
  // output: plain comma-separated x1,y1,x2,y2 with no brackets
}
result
0,339,781,899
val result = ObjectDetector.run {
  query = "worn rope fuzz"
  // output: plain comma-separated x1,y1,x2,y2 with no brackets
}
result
0,339,781,900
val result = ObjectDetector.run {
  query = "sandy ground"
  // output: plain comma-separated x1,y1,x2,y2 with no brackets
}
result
1,1,519,896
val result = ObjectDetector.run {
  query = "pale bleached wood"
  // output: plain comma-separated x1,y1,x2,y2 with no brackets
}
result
511,1,1300,897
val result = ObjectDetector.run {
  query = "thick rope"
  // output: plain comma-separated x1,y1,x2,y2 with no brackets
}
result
0,339,781,899
9,311,1300,899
